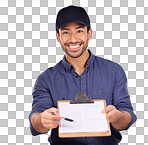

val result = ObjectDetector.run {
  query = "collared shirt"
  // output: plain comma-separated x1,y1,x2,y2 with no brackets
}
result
29,49,137,145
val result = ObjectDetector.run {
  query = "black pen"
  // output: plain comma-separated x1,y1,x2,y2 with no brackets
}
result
50,113,75,122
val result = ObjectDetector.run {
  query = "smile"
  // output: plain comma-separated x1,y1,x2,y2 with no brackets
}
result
69,44,80,48
67,43,83,51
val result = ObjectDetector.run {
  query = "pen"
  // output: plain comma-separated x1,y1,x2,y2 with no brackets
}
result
50,113,75,122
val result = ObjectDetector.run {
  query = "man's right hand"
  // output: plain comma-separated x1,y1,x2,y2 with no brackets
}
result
40,107,62,129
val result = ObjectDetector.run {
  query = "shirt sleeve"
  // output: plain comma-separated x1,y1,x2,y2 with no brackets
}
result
112,63,137,131
29,73,53,136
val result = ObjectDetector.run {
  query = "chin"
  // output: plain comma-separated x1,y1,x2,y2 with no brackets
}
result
67,49,87,58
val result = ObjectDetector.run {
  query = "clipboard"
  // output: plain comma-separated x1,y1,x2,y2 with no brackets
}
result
57,92,111,138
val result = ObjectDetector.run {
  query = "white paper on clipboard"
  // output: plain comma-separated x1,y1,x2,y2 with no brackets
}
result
59,101,109,134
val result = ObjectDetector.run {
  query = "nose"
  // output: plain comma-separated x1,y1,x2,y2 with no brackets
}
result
69,32,77,43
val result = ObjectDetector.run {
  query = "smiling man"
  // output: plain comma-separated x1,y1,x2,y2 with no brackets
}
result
56,22,92,76
29,5,137,145
57,23,90,58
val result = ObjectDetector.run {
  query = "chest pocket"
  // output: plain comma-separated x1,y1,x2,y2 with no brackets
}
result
91,87,112,106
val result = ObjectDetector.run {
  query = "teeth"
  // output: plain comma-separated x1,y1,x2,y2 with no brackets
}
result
69,45,80,48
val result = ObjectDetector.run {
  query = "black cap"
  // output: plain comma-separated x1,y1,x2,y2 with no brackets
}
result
56,5,90,31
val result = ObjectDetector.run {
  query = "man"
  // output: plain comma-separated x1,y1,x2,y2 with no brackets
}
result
29,5,137,145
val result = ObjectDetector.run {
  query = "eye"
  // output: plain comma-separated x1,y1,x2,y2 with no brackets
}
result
63,31,69,34
77,30,83,33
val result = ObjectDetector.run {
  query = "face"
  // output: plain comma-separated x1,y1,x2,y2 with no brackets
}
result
56,22,92,58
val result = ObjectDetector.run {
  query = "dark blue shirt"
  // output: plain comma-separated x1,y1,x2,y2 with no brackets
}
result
29,49,137,145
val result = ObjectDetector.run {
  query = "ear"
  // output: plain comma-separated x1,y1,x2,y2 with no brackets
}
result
56,32,60,43
88,28,92,40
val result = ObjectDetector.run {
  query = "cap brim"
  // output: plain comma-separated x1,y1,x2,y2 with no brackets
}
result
56,20,87,30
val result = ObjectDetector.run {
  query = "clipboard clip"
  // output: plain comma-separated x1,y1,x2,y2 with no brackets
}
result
70,92,94,104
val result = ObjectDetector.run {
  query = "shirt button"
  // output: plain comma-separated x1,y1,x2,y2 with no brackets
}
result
75,75,78,78
102,91,105,94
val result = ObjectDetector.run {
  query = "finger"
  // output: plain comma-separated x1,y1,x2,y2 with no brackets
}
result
101,109,105,113
43,119,60,126
43,123,58,129
45,108,61,118
46,107,57,113
48,108,60,116
103,105,115,113
42,116,60,123
43,120,60,129
41,111,62,121
44,114,62,121
107,113,112,123
50,115,62,121
108,112,113,119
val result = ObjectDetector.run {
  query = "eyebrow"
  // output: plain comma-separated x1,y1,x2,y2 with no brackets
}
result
60,25,85,31
76,25,85,29
61,27,70,31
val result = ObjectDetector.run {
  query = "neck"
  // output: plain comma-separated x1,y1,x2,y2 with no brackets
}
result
65,49,90,76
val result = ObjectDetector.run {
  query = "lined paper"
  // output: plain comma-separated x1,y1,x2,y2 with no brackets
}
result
59,101,109,133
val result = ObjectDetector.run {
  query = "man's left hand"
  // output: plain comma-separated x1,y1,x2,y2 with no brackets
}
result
102,105,123,124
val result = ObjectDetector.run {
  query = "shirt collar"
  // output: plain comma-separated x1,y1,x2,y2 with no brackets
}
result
62,49,95,72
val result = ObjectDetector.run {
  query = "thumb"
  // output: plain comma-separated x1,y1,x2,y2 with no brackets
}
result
47,107,60,116
102,105,115,113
